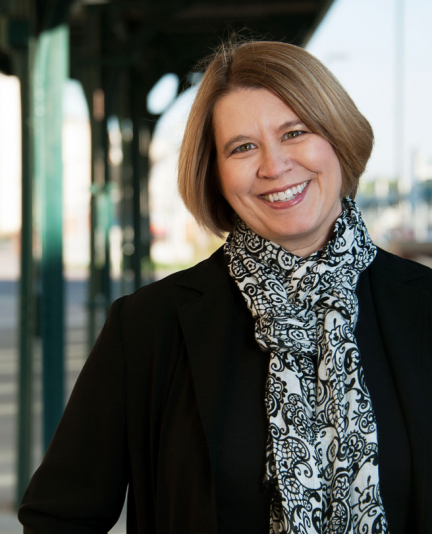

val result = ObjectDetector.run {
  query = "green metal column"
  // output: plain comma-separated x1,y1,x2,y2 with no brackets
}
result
87,85,104,349
131,73,153,290
32,25,69,451
16,44,34,505
131,110,143,290
101,112,112,314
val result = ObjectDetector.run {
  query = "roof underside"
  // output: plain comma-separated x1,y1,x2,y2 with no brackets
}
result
0,0,335,105
68,0,334,86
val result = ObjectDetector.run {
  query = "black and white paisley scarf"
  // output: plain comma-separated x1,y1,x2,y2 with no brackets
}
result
224,198,389,534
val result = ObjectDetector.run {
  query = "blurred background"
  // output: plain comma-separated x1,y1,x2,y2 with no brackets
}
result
1,0,431,531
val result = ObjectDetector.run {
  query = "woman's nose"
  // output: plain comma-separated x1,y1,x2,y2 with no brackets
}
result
257,145,293,179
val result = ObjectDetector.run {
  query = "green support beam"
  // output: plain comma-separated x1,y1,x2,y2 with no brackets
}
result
16,45,34,506
32,24,69,451
101,112,112,315
131,73,153,291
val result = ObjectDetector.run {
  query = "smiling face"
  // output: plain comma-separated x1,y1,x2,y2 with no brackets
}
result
213,87,343,256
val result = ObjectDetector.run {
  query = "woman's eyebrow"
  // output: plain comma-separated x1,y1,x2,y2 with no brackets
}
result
222,135,251,155
277,120,305,132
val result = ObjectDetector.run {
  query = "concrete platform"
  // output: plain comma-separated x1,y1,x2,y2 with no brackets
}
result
0,511,21,534
0,510,127,533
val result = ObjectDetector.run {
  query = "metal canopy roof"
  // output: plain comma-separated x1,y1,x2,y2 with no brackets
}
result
1,0,335,94
68,0,334,88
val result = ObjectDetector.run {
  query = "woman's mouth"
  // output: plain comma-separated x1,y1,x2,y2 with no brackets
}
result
260,180,309,203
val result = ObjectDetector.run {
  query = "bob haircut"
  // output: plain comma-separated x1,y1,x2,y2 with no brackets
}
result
178,39,374,237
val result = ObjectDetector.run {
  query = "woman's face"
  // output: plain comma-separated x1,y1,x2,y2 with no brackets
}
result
213,87,343,256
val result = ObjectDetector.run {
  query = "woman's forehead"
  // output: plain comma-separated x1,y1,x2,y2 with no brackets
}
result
213,88,302,145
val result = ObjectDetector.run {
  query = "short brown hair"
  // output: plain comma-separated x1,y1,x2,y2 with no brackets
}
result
178,39,374,236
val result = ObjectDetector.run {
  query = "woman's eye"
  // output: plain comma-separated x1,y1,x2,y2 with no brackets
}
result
233,142,255,153
283,130,305,140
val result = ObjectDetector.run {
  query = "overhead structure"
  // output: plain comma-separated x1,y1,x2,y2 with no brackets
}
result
69,0,334,89
0,0,334,507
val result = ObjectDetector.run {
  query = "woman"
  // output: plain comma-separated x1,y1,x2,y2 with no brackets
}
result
19,40,432,534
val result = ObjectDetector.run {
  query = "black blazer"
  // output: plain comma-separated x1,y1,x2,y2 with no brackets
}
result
18,247,432,533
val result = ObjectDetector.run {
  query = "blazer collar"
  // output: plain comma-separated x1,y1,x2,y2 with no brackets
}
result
176,246,229,294
175,247,253,533
175,247,242,460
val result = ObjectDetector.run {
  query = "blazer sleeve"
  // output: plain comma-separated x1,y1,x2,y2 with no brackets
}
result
18,297,130,534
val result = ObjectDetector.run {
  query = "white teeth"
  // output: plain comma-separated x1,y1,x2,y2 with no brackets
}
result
262,180,308,203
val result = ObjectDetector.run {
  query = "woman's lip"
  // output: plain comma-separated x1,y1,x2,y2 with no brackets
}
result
259,180,310,208
260,180,310,197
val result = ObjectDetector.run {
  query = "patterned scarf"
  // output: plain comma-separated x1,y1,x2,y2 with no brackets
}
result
224,198,389,534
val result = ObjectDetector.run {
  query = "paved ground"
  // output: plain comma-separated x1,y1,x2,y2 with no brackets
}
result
0,509,127,534
0,511,22,534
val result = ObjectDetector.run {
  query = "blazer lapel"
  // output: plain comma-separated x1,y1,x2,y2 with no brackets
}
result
176,247,265,533
175,247,242,465
369,248,432,533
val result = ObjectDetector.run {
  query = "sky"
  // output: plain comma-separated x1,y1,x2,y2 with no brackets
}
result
307,0,432,184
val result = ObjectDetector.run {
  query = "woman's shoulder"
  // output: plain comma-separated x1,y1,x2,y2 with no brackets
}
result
112,246,229,321
374,246,432,276
371,246,432,296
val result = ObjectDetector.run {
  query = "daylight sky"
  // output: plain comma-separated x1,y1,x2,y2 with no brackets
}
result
307,0,432,183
